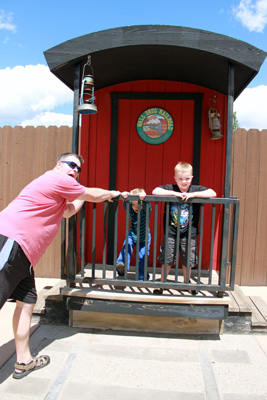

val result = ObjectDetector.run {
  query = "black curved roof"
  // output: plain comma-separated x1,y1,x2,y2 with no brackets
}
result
44,25,266,99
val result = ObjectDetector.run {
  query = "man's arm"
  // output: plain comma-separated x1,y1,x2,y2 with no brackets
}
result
78,187,121,203
63,199,85,219
63,188,126,219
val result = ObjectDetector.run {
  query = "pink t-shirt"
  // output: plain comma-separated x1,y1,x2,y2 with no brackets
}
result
0,170,86,265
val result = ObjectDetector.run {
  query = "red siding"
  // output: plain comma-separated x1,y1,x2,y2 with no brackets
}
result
80,80,227,269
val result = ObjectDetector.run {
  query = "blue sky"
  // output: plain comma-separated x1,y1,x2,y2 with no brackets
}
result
0,0,267,128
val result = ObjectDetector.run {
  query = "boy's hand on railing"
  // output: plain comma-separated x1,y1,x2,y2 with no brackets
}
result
138,191,146,200
180,192,194,201
175,192,187,200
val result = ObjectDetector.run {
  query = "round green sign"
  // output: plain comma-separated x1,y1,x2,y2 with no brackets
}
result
136,108,174,145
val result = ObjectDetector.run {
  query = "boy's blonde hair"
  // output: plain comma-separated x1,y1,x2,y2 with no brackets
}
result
130,188,145,195
174,162,193,175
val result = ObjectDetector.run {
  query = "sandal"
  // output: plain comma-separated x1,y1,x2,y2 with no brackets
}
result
13,355,50,379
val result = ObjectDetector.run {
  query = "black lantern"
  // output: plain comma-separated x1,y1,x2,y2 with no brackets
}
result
77,55,98,115
208,96,223,140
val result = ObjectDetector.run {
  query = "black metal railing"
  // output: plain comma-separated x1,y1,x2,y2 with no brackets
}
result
69,195,239,296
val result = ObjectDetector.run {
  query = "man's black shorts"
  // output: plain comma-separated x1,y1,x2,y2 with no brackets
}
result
0,234,37,309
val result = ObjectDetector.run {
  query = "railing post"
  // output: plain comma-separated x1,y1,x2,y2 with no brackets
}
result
175,203,181,282
197,204,204,283
91,203,97,278
209,204,216,285
135,201,141,280
229,199,240,289
152,202,158,280
185,203,193,283
124,201,130,278
61,219,66,278
112,201,119,278
219,200,230,290
80,203,85,278
163,203,170,282
102,201,108,278
144,201,150,281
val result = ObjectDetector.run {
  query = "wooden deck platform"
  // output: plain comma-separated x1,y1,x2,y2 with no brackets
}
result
34,279,267,335
60,280,229,335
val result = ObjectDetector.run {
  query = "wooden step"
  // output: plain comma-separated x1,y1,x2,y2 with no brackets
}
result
229,285,252,313
33,279,66,314
225,286,267,333
249,296,267,328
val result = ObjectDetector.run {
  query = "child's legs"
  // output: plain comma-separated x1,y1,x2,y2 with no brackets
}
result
158,235,176,282
160,265,172,282
182,265,191,282
138,233,151,278
179,237,198,282
117,234,134,270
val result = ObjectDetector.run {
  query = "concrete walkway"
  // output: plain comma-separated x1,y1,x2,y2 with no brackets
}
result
0,279,267,400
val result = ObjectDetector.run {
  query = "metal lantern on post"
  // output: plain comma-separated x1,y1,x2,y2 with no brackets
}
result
208,96,223,140
77,55,98,115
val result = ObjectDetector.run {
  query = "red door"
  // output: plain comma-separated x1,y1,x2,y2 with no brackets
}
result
114,98,195,267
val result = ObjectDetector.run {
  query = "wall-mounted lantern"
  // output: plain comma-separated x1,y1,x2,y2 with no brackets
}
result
208,95,223,140
77,55,98,115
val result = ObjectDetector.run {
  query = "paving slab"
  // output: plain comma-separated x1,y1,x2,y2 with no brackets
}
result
0,324,267,400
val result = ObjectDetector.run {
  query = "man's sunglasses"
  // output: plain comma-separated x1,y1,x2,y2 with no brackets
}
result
61,161,81,174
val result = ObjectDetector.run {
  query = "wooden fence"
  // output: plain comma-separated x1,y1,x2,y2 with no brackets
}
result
231,128,267,286
0,126,266,286
0,126,72,278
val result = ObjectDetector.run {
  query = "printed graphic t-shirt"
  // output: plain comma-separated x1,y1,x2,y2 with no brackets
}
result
0,171,86,265
159,183,207,238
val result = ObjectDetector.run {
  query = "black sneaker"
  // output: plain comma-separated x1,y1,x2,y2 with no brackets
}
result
189,280,198,295
153,288,163,295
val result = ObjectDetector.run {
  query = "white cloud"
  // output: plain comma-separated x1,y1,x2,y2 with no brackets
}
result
234,85,267,129
0,63,265,130
233,0,267,32
21,112,73,128
0,64,73,126
0,10,16,32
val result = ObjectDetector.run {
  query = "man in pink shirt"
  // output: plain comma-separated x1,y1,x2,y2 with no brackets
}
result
0,152,122,379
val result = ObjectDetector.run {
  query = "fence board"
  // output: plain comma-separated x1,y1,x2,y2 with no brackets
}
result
10,127,24,201
0,126,13,206
241,130,260,285
34,127,47,178
254,130,267,285
231,129,247,284
22,126,35,186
